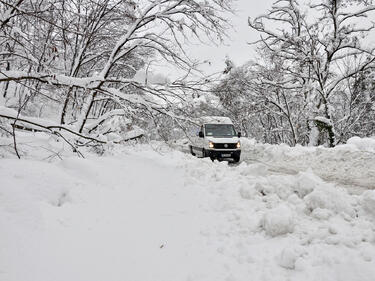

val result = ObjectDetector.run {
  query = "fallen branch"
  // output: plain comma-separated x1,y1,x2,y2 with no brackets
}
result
117,133,144,143
0,124,13,136
0,113,106,144
2,113,145,147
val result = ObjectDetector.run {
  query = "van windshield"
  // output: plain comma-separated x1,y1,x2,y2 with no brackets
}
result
205,124,236,137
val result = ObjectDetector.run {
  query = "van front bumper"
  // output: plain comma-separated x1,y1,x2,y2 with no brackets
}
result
205,149,241,160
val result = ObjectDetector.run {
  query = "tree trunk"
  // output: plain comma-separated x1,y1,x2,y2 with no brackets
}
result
2,61,11,98
60,88,72,125
308,121,320,147
77,91,97,133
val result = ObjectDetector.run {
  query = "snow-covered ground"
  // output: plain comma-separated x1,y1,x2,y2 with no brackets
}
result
172,136,375,191
240,137,375,191
1,136,375,281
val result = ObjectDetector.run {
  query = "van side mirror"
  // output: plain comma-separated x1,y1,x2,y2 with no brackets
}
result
198,131,204,138
237,132,242,138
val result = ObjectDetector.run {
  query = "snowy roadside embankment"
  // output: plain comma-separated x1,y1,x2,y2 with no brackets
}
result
171,136,375,190
1,142,375,281
240,137,375,190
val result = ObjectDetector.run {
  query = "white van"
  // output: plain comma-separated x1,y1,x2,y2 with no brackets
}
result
189,116,241,162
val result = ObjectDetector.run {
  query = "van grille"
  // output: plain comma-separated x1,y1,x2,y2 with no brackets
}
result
214,143,236,149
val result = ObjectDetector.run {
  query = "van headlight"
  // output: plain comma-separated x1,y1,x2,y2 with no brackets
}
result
236,141,241,149
209,141,214,148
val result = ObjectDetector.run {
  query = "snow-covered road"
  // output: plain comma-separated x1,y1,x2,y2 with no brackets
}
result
1,143,375,281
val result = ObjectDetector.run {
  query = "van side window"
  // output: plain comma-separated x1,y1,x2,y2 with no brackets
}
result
193,125,201,136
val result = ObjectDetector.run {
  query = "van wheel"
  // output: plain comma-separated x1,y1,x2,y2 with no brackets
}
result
189,145,196,156
233,156,240,163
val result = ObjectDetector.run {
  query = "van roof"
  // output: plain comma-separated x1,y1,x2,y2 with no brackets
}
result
198,116,233,125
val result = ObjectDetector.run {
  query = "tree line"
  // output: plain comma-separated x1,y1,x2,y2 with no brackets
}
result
213,0,375,147
0,0,232,156
1,0,374,155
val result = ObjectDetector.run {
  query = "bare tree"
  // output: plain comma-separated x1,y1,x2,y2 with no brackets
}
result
249,0,375,147
0,0,233,150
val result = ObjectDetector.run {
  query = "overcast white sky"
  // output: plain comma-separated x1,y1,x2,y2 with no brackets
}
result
143,0,275,81
143,0,375,82
188,0,276,74
197,0,375,73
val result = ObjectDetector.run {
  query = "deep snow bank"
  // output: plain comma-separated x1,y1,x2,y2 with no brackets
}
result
240,137,375,190
1,142,375,281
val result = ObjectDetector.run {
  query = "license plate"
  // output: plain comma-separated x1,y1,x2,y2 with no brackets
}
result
222,154,231,157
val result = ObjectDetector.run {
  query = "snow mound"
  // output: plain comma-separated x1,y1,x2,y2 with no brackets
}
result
241,137,375,189
304,184,355,216
293,170,321,198
262,204,295,237
239,185,257,200
362,190,375,218
238,163,269,177
238,137,257,147
277,245,306,270
347,136,375,153
254,181,274,196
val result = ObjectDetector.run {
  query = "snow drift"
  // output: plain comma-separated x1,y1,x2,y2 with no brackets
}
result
1,138,375,281
240,137,375,190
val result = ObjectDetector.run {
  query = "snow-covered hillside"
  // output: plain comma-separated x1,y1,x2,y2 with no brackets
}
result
1,139,375,281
